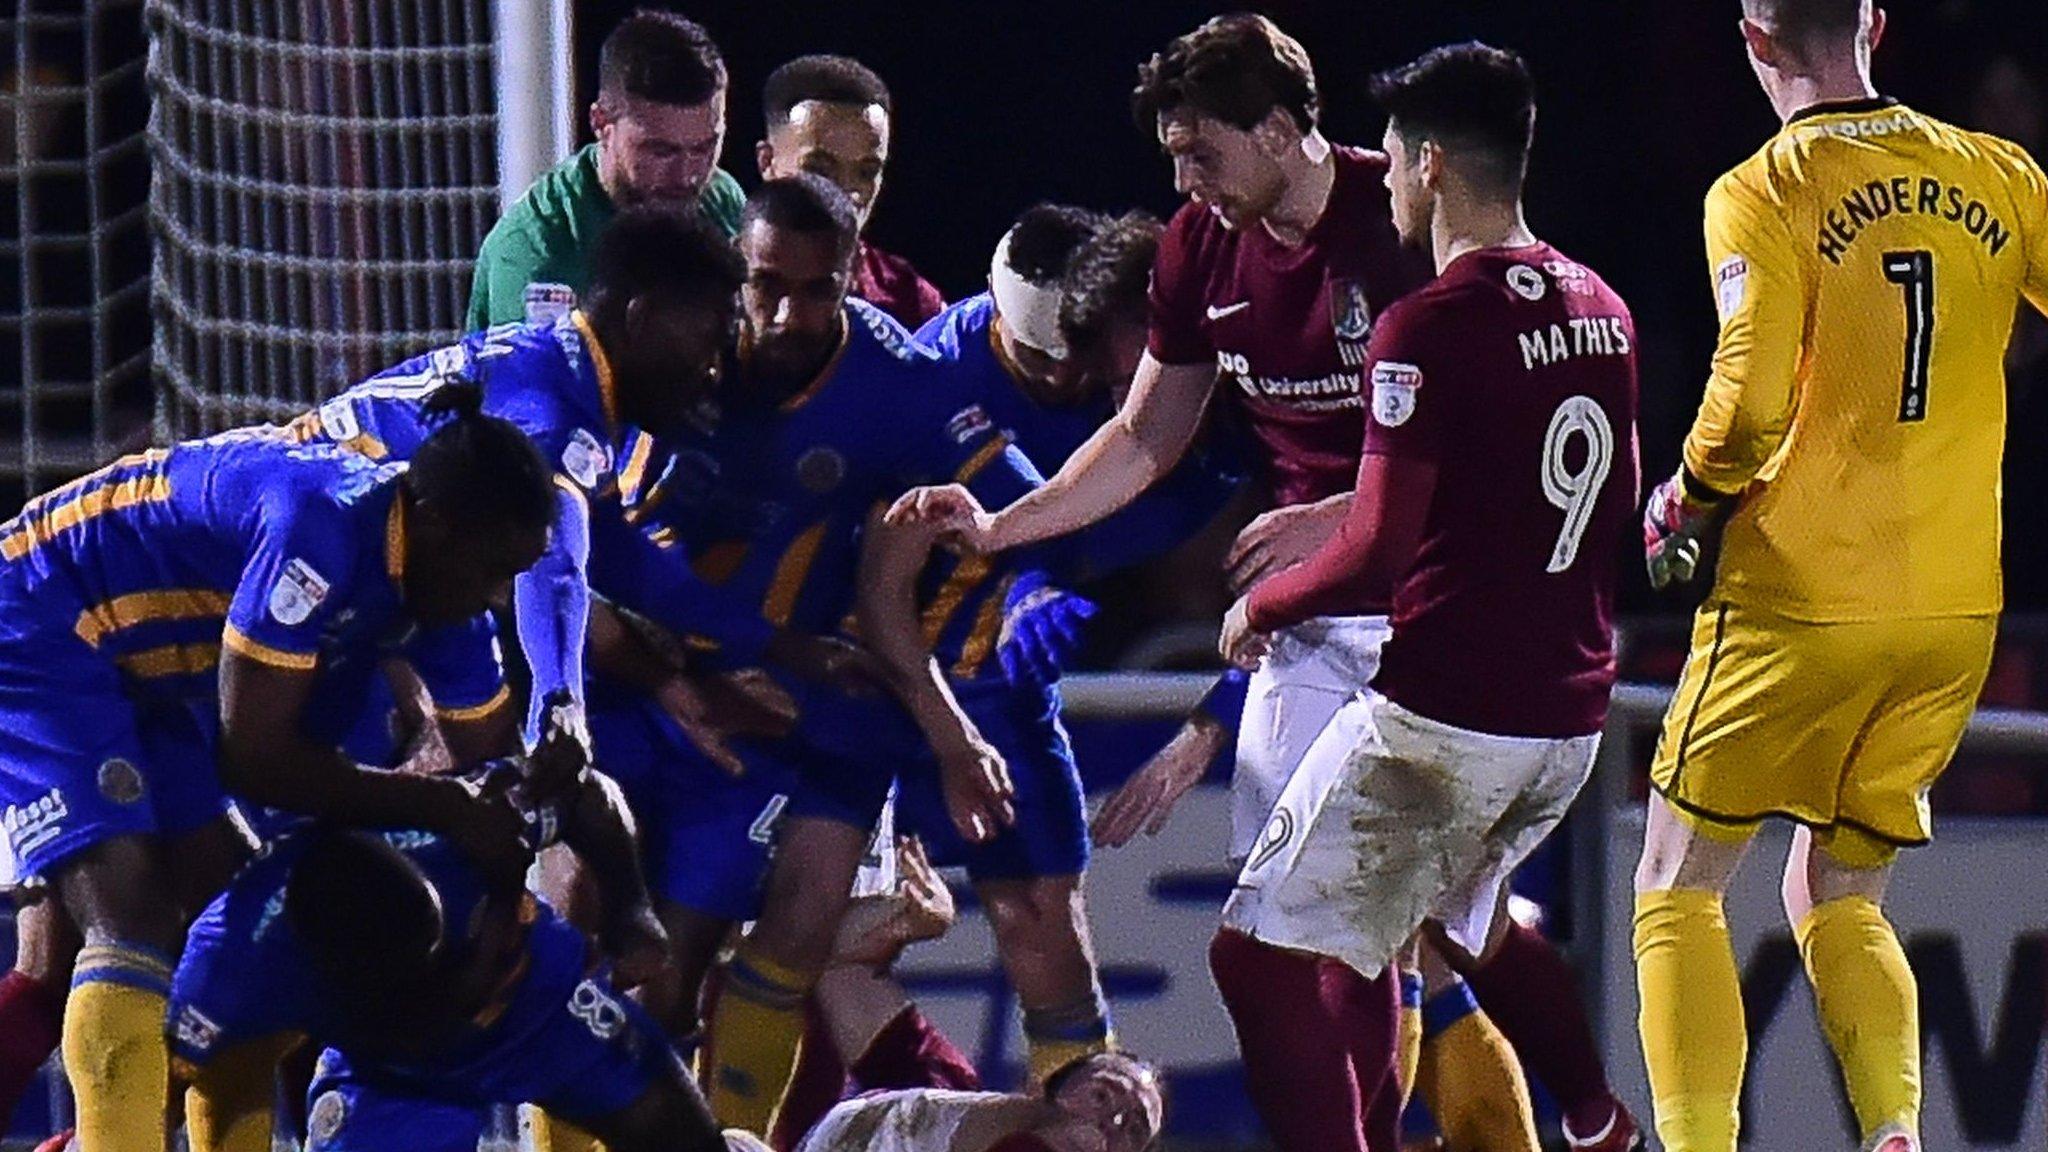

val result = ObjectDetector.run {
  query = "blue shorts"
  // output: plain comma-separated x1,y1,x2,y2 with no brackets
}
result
304,914,676,1145
0,598,230,881
587,682,791,923
896,680,1088,881
169,841,323,1069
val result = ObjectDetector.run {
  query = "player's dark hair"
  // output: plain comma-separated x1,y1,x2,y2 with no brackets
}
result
1133,14,1319,134
285,829,444,1015
1741,0,1868,59
763,54,892,127
1004,203,1108,286
586,203,746,318
741,174,861,266
1060,211,1164,357
409,384,555,535
1369,42,1536,196
598,9,726,109
1043,1051,1170,1143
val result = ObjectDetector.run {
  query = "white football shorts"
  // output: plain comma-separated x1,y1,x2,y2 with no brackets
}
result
1223,690,1597,978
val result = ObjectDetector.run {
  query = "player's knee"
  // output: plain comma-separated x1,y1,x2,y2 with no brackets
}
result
980,877,1085,958
54,836,183,950
1634,797,1747,895
10,887,82,985
1803,826,1895,911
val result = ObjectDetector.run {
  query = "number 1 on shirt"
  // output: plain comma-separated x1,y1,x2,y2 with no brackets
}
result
1883,249,1935,423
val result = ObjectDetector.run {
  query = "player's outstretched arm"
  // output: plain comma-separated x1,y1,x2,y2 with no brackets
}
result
1093,668,1243,848
888,354,1216,553
1234,453,1436,655
855,508,1015,843
559,769,670,990
217,651,530,884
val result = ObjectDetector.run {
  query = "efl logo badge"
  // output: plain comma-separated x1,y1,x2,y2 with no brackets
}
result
1715,254,1749,322
1329,279,1373,341
1507,264,1547,301
561,428,611,491
522,281,577,325
269,558,330,626
945,404,993,445
1370,361,1423,428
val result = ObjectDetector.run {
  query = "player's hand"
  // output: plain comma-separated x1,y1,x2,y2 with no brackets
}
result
764,631,891,697
698,669,801,738
1227,496,1346,593
885,484,1000,552
998,572,1098,685
525,690,593,801
1218,595,1271,670
603,900,674,993
937,731,1015,844
442,776,533,890
1092,715,1226,848
1643,470,1730,590
828,838,957,968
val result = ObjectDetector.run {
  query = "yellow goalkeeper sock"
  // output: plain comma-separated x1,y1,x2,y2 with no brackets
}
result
705,944,817,1135
1416,979,1539,1152
1397,970,1423,1109
1796,895,1920,1139
66,943,175,1152
184,1035,296,1152
525,1109,607,1152
1634,888,1744,1152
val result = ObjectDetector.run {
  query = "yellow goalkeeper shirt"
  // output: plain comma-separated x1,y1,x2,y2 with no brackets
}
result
1684,97,2048,621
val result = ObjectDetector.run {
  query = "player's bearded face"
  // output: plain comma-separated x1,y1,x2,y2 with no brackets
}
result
596,93,726,208
1053,1060,1165,1152
1160,112,1284,230
738,221,851,389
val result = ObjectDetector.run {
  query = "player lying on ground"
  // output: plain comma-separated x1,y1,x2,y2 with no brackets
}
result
168,765,742,1152
1214,41,1640,1152
795,1052,1164,1152
1633,3,2048,1151
0,399,556,1152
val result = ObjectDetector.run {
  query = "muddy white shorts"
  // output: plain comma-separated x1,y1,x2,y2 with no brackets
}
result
1230,615,1391,864
795,1088,1008,1152
1223,690,1598,978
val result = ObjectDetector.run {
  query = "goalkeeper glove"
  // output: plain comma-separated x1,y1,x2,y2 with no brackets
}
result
997,570,1097,685
1643,469,1732,590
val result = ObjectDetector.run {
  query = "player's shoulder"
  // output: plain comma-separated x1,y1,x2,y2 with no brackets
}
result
1160,196,1235,269
846,296,944,369
914,291,993,353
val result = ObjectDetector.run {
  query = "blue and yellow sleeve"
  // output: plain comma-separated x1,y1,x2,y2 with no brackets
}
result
222,494,359,671
408,615,511,723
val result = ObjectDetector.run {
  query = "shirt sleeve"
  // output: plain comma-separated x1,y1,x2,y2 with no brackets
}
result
1146,207,1216,366
406,615,510,722
584,497,777,664
1681,170,1808,495
1360,300,1450,465
223,489,361,670
904,376,1045,509
2001,142,2048,321
513,479,594,712
467,222,551,329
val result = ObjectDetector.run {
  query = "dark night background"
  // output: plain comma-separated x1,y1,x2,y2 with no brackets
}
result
577,0,2048,600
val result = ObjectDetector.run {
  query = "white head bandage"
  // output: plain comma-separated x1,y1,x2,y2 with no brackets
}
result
989,229,1068,360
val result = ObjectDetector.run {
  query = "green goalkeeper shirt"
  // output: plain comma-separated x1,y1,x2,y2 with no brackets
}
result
466,143,745,329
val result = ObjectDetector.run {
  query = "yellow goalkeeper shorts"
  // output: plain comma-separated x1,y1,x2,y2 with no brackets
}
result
1650,601,1995,851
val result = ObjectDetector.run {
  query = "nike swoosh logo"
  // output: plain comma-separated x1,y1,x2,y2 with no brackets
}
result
1206,301,1251,321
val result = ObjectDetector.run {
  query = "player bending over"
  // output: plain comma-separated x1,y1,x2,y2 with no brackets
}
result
169,765,733,1152
0,398,555,1151
1634,3,2048,1150
1216,42,1639,1152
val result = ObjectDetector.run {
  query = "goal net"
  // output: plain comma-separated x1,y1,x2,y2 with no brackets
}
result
146,0,501,438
